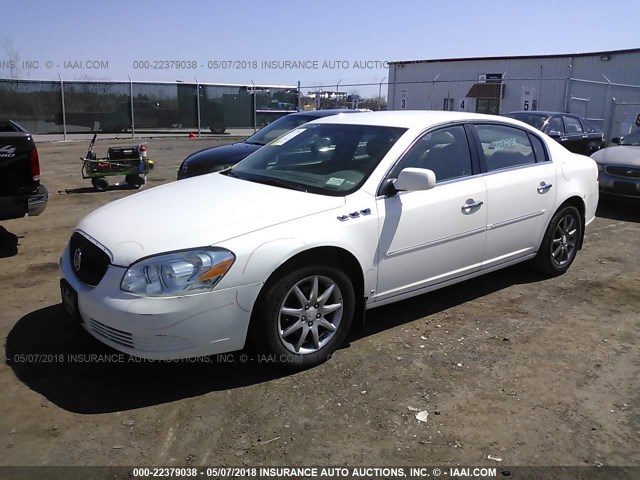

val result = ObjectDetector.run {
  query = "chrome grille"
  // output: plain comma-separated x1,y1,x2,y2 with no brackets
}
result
605,165,640,179
69,232,110,286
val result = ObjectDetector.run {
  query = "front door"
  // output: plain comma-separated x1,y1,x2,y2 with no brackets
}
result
375,124,487,301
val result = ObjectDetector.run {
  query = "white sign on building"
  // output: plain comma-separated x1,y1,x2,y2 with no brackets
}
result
400,90,408,109
520,87,538,111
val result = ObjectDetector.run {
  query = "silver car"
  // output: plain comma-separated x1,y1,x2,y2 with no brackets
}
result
592,129,640,197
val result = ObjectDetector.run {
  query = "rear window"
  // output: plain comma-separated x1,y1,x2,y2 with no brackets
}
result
0,121,23,133
474,124,536,171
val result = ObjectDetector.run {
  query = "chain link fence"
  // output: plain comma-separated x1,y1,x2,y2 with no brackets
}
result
0,79,298,136
3,75,639,141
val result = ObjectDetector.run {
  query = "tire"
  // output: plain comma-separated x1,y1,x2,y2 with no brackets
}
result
209,122,226,134
533,205,582,276
254,265,355,369
91,177,109,192
124,174,143,188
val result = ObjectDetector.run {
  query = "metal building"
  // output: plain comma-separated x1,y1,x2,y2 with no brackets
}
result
387,48,640,138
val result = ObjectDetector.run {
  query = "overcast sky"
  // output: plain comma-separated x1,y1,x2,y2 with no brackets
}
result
1,0,636,94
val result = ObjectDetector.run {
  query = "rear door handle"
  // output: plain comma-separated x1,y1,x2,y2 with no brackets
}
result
537,182,553,193
461,200,483,211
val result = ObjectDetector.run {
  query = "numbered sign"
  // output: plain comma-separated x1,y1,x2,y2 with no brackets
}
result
352,98,359,110
521,87,538,112
400,90,408,109
315,92,321,110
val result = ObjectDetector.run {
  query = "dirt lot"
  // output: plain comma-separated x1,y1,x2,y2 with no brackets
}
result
0,137,638,469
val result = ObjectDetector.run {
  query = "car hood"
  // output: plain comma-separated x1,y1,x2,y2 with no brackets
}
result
76,173,345,266
591,146,640,167
179,142,261,178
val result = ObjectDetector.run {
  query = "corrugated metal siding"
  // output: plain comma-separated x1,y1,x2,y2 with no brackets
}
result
387,50,640,136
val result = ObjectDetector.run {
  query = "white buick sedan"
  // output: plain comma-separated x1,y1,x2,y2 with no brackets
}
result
60,111,599,368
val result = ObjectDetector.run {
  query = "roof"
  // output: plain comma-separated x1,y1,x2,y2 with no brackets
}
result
292,109,361,118
389,47,640,66
466,83,501,98
308,110,526,129
507,111,582,117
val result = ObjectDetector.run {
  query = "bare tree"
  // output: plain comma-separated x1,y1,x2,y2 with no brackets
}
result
1,36,21,79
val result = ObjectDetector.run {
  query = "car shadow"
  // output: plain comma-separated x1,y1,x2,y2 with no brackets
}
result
61,184,141,194
596,195,640,223
0,226,20,258
353,264,546,340
5,304,290,414
5,265,545,414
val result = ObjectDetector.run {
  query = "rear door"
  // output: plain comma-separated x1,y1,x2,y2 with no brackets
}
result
472,123,557,268
579,118,604,154
561,115,589,154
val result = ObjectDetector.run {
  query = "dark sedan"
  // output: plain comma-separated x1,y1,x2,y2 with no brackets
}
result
505,111,605,156
177,109,360,179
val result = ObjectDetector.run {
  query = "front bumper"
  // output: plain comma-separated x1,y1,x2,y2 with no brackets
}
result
60,244,262,360
599,171,640,197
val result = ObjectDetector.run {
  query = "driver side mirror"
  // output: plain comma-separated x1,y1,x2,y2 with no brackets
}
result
611,137,623,145
392,168,437,192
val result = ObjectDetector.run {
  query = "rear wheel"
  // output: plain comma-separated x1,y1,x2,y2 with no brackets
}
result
533,205,582,276
91,177,109,192
209,122,226,134
255,265,355,369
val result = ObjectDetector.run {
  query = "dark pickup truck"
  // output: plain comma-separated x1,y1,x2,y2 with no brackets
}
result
0,120,48,221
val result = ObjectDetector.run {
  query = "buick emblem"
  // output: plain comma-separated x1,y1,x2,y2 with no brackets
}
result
73,248,82,271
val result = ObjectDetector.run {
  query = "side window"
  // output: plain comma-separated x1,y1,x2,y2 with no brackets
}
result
528,133,549,163
580,118,596,133
563,116,584,134
390,125,472,183
474,124,536,171
546,116,564,134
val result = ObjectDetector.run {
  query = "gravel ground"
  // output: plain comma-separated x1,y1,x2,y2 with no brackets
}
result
0,137,638,469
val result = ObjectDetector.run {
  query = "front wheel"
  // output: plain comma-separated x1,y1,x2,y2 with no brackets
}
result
533,205,582,276
255,265,355,369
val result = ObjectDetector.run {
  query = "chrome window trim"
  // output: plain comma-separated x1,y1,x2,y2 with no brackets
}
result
376,121,477,196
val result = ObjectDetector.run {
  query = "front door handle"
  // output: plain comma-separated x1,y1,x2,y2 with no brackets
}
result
461,200,483,211
537,182,553,193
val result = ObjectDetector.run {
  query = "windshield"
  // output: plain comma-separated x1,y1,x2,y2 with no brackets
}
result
244,114,317,145
621,129,640,146
506,113,547,130
228,123,406,196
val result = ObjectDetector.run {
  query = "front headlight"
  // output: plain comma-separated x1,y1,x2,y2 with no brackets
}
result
121,248,235,297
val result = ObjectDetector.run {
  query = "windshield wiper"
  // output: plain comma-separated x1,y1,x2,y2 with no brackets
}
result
249,176,308,192
245,140,266,146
